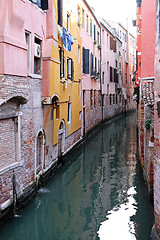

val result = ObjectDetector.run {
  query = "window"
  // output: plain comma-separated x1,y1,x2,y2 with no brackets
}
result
90,19,92,36
110,66,113,82
86,15,89,32
67,58,74,79
29,0,48,10
77,6,81,27
114,68,118,83
95,57,97,72
83,90,86,106
59,47,65,78
67,14,70,33
82,9,84,28
107,62,109,72
34,37,41,75
97,31,100,45
98,60,100,73
58,0,63,26
109,94,112,105
102,72,104,84
113,94,115,104
110,37,116,52
78,46,81,64
83,48,89,74
79,80,81,98
68,103,71,123
102,29,104,45
25,31,31,75
107,84,109,95
94,25,96,41
115,60,117,68
91,53,93,74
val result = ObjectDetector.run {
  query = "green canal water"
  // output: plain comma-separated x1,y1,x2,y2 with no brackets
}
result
0,112,154,240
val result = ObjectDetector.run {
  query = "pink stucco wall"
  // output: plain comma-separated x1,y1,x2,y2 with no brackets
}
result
0,0,46,76
81,1,100,91
141,0,155,79
101,26,115,95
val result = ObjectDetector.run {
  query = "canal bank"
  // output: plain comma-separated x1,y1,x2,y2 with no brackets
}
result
0,111,154,239
0,110,132,227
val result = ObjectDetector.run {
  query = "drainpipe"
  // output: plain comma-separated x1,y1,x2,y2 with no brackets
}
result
12,170,17,216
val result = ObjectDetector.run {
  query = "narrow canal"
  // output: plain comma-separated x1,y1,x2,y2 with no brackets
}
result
0,112,154,240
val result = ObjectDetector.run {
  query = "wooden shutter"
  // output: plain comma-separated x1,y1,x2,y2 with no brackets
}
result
114,68,116,82
58,0,63,26
71,59,74,80
110,66,112,82
85,49,89,74
95,57,97,72
83,48,89,74
91,53,93,74
41,0,48,10
67,59,72,79
83,47,85,73
94,25,96,41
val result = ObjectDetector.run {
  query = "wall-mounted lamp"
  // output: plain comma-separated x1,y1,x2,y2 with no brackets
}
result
157,101,160,118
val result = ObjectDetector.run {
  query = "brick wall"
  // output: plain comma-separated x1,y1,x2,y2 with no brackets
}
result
83,90,102,134
152,0,160,235
0,118,16,169
0,74,43,213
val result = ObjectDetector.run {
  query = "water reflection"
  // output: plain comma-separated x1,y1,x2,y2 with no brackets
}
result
0,112,154,240
98,187,137,240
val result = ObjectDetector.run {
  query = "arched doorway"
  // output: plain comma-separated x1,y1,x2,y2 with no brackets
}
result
58,120,65,160
36,130,45,175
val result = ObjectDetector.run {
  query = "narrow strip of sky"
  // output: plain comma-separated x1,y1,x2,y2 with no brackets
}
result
87,0,137,35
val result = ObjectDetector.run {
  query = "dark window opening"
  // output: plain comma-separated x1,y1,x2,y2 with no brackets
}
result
29,0,48,10
34,37,41,75
110,66,113,82
57,0,63,26
83,48,90,74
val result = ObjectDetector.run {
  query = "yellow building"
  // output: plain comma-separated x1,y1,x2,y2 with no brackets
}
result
42,0,82,165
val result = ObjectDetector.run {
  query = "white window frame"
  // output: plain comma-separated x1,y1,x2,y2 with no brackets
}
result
25,31,31,75
78,46,81,64
67,14,70,33
68,102,71,125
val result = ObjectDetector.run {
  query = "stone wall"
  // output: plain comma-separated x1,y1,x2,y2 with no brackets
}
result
0,74,44,215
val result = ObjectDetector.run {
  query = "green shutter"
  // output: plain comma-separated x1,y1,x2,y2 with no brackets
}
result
83,47,85,73
85,49,90,74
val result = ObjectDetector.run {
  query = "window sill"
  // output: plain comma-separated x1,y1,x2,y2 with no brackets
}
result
25,0,46,13
28,73,42,79
68,121,72,127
